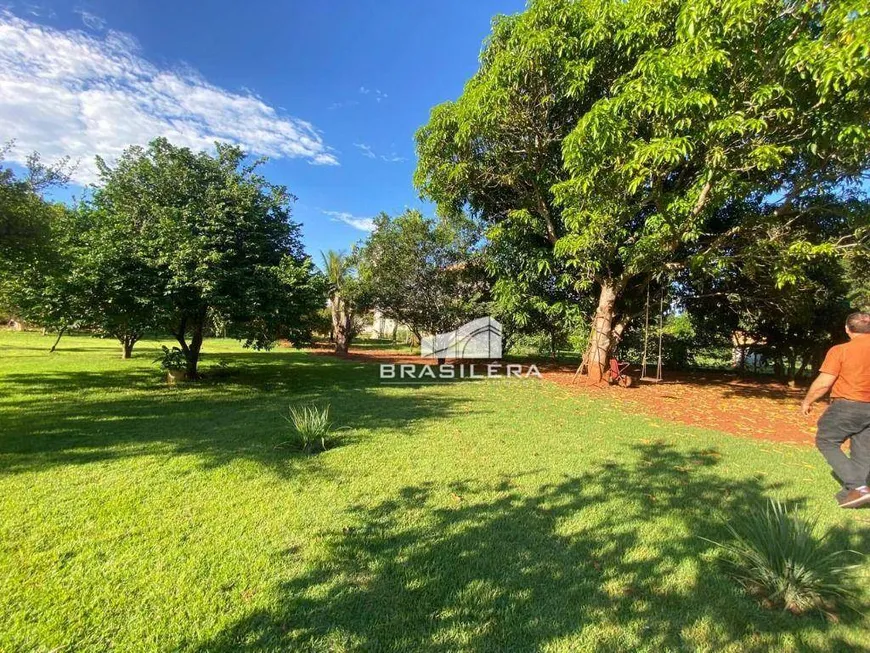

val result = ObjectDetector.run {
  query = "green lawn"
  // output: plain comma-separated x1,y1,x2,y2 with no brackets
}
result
1,332,867,652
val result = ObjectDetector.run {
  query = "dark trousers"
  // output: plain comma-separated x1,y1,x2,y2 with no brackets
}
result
815,399,870,490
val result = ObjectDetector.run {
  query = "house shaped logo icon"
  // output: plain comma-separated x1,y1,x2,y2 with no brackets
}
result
420,316,502,360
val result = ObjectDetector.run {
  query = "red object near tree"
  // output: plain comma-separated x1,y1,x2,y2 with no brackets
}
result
608,358,634,388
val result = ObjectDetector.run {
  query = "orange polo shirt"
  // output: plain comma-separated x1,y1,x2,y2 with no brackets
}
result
820,335,870,402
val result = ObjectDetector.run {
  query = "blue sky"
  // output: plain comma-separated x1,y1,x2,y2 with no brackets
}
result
0,0,526,256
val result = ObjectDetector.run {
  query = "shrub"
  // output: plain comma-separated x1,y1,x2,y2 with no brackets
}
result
284,404,332,453
704,499,864,618
154,345,186,371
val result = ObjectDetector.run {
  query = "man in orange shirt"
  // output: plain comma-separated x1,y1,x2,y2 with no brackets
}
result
802,312,870,508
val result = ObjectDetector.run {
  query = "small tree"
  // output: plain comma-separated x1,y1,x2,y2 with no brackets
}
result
321,250,362,355
91,138,321,376
0,145,76,331
81,255,156,359
4,204,87,349
62,204,158,358
484,227,591,358
356,210,486,342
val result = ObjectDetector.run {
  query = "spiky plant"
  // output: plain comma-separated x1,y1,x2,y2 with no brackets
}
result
704,499,864,618
284,404,332,453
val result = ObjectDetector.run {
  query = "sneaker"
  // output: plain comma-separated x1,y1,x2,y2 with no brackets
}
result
838,487,870,509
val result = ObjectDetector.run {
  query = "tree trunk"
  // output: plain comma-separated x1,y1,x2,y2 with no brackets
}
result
331,296,352,355
174,311,206,378
773,357,784,381
585,280,619,384
186,319,205,377
786,351,798,388
795,355,809,385
49,325,67,353
612,321,627,346
334,329,349,355
811,347,825,375
121,335,138,359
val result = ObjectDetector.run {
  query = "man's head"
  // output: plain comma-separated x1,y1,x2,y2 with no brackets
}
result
846,312,870,337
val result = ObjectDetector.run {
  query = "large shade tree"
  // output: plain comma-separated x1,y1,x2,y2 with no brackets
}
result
416,0,870,381
91,138,323,376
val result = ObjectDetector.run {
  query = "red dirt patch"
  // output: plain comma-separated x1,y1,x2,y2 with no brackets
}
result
309,347,819,446
541,364,818,446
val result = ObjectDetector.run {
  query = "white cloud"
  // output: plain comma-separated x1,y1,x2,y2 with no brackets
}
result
322,210,375,232
0,12,338,184
327,99,359,111
354,142,377,159
20,3,56,20
353,142,405,163
329,86,387,111
359,86,387,102
74,9,106,30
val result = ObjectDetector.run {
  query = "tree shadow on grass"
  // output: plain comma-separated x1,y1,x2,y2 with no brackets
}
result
0,350,351,397
0,349,480,397
0,352,481,477
193,443,870,652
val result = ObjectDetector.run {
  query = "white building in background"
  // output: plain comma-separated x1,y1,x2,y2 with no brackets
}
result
361,309,401,339
731,331,765,369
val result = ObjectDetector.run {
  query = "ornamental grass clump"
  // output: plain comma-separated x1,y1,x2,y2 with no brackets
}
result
283,404,333,453
704,499,864,619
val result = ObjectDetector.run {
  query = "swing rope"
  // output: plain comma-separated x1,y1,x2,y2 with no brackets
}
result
641,285,650,381
656,288,664,382
640,283,665,383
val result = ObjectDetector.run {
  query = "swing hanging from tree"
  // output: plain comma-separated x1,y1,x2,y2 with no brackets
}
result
572,283,665,386
640,284,665,384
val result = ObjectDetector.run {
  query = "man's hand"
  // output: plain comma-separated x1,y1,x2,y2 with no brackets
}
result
801,372,837,417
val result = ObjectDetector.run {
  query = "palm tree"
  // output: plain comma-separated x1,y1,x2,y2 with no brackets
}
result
321,250,356,354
